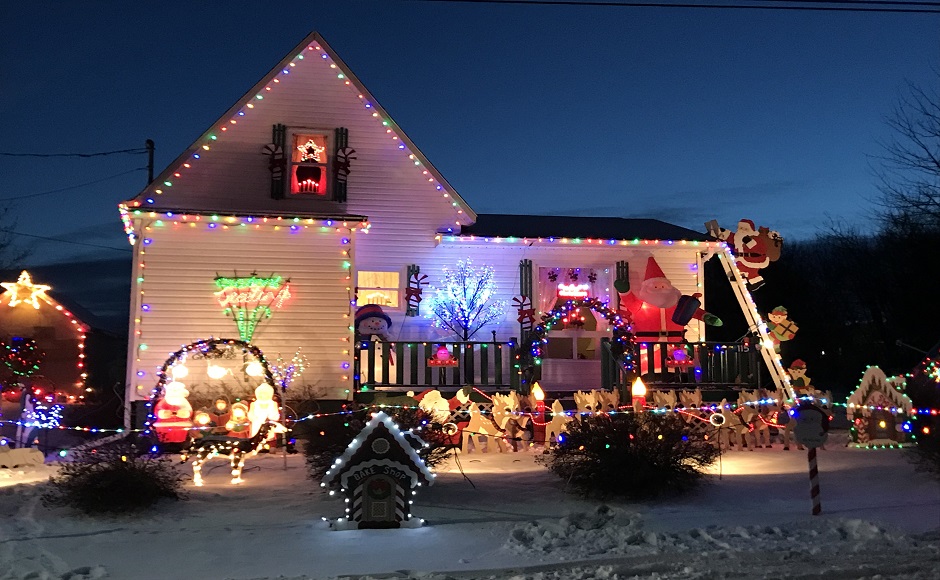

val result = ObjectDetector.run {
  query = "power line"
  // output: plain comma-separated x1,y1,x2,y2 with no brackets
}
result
0,147,148,158
406,0,940,13
0,227,133,253
0,167,146,202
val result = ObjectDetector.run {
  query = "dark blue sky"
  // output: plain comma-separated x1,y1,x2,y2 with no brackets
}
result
2,1,938,269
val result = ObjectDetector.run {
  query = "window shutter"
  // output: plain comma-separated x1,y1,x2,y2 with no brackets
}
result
517,259,534,340
333,127,356,203
265,124,287,199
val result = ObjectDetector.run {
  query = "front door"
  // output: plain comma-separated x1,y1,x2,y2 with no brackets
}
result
541,304,606,389
360,474,399,528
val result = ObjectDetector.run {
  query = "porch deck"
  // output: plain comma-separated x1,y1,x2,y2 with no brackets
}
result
353,338,766,401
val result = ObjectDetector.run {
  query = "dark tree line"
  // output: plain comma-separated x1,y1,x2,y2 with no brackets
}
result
706,72,940,398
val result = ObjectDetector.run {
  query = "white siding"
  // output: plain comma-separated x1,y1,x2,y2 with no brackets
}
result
134,39,467,235
126,218,355,403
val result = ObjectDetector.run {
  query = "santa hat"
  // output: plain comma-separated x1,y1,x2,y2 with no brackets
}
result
355,303,392,328
644,257,667,281
738,219,756,231
789,359,807,370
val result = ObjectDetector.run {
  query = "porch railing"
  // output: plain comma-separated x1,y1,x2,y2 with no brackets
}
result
353,339,519,394
600,340,764,393
354,338,763,398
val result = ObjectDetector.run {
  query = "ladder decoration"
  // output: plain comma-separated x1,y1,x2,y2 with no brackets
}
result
715,247,796,401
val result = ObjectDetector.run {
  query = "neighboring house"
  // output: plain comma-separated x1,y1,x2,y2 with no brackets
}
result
119,32,789,427
0,270,89,440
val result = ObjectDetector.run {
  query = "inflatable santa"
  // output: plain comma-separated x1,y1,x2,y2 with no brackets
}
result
617,257,720,343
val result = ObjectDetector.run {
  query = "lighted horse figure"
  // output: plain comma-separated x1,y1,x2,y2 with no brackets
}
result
181,420,286,486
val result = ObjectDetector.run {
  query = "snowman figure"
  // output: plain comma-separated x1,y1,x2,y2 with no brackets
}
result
248,383,281,438
355,304,396,381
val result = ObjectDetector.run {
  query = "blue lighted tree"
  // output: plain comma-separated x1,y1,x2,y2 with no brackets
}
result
426,260,507,341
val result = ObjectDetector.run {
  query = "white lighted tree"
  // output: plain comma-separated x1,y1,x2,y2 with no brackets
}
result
426,260,507,341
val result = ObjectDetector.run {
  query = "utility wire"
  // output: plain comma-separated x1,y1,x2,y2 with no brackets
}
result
0,227,133,253
406,0,940,13
0,167,146,202
0,148,148,158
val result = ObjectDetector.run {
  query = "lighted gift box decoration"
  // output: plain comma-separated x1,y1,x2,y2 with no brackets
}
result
321,411,435,529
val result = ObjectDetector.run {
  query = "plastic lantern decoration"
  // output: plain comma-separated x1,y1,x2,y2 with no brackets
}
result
207,364,227,380
245,361,264,377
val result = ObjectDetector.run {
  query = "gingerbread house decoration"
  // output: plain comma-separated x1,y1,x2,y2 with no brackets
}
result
322,411,434,529
846,366,913,447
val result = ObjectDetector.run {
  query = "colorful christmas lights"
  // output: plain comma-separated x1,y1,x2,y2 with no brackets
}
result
119,34,469,242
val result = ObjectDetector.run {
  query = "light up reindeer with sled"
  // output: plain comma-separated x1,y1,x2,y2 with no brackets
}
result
181,420,286,486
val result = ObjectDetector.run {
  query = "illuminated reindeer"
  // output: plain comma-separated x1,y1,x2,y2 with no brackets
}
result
737,390,772,448
181,420,286,486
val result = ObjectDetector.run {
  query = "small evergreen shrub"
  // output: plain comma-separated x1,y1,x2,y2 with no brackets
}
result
304,411,368,480
537,412,719,499
43,441,186,514
304,406,454,481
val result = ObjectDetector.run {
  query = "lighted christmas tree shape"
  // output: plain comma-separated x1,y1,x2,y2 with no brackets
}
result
214,274,292,342
1,271,51,309
426,260,507,340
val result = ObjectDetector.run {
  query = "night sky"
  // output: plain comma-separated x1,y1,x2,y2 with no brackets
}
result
1,1,937,274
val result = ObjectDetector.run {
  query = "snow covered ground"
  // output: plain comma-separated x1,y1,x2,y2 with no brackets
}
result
0,431,938,580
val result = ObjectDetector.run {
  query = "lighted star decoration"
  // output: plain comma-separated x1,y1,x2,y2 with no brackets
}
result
1,271,51,309
297,138,326,163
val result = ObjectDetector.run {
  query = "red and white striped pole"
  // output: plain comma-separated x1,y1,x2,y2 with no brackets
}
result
808,447,821,515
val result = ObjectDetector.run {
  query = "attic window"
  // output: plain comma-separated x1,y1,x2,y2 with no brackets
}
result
290,132,329,195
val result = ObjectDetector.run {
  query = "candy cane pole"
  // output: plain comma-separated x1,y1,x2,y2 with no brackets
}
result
808,447,821,515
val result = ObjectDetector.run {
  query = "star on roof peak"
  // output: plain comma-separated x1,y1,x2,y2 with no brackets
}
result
1,271,51,309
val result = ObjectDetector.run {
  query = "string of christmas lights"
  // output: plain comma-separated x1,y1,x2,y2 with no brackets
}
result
123,35,469,235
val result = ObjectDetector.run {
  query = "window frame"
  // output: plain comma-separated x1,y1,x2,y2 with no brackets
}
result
356,269,403,310
288,128,332,197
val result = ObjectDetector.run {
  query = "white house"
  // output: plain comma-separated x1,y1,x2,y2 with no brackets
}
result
119,32,789,428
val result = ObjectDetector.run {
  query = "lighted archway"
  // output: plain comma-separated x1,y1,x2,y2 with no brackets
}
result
522,297,635,390
145,338,278,440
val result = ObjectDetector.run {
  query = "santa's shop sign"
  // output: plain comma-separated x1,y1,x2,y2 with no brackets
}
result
557,283,590,298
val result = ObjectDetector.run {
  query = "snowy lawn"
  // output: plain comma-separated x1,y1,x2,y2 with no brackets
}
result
0,432,938,580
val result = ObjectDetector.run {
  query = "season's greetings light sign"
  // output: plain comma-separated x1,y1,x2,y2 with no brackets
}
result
557,283,591,298
214,274,292,341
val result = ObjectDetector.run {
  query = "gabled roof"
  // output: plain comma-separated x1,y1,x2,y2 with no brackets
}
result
123,32,475,226
847,366,912,418
0,269,90,332
459,214,709,242
322,411,435,489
